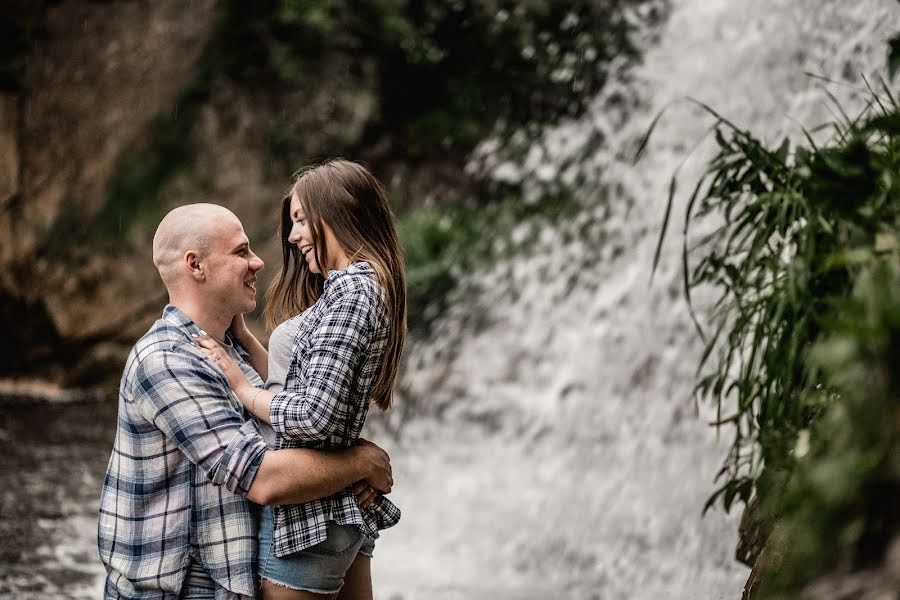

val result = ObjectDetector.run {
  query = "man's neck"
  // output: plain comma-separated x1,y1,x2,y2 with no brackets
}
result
169,296,230,341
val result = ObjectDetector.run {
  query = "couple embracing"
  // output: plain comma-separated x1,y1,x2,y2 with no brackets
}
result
98,159,406,599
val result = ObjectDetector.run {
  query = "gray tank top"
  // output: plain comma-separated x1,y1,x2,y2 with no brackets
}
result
258,315,304,447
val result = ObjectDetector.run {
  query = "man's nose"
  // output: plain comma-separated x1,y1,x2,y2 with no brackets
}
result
249,252,264,272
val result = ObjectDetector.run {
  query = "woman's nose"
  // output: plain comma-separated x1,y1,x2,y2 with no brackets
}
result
287,223,301,244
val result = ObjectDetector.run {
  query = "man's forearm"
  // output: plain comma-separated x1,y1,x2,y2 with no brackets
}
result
247,446,369,505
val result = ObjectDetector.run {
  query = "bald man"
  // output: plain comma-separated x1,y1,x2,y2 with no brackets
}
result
98,204,392,600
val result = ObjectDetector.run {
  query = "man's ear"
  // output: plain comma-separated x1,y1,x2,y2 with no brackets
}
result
185,251,204,281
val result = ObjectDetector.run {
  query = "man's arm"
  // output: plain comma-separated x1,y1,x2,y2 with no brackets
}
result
246,439,392,505
136,345,391,507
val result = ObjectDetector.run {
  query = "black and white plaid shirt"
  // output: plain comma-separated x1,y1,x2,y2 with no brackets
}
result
269,261,401,557
98,306,267,599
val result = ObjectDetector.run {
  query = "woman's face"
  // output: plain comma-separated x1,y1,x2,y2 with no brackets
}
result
286,191,348,274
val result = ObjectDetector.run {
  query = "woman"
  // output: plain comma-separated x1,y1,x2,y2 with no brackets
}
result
196,159,406,599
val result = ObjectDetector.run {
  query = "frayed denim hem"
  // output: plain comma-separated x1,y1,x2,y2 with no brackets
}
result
260,574,343,596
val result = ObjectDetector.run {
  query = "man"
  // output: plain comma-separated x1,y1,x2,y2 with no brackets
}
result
98,203,392,599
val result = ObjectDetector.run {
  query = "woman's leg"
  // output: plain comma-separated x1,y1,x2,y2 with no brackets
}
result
259,579,337,600
335,554,372,600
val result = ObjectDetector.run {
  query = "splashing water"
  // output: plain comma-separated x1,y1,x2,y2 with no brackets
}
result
369,1,900,599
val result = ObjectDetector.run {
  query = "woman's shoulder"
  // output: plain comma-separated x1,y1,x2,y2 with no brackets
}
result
323,262,380,302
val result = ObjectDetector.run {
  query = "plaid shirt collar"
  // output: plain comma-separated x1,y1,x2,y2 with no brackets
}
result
323,261,374,288
161,304,237,346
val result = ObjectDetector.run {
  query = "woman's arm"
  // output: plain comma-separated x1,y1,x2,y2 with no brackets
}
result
228,313,269,381
198,278,376,442
267,282,374,442
195,332,275,424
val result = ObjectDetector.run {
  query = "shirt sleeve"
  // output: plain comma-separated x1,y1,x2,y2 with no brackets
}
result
134,346,267,496
269,278,374,442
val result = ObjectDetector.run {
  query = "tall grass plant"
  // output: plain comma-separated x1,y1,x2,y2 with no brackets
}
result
641,36,900,592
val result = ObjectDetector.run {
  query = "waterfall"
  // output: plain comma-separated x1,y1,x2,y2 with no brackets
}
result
370,1,900,599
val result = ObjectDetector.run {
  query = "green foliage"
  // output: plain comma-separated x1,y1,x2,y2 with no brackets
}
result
758,256,900,595
649,85,900,523
889,33,900,79
397,188,581,334
644,73,900,591
227,0,657,151
72,0,660,246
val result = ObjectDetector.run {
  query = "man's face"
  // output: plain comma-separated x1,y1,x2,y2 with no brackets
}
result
203,214,264,316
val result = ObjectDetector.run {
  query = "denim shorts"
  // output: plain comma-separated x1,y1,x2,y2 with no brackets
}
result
257,505,375,594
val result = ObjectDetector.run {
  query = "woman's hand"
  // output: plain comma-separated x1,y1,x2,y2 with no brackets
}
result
351,480,377,510
194,331,253,396
225,313,269,381
228,313,250,342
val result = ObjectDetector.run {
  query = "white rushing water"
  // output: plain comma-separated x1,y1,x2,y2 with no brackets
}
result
369,1,900,599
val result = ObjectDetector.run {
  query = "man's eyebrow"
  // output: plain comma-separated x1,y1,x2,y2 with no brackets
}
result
232,240,249,252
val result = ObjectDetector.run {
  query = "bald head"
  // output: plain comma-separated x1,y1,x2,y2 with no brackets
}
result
152,203,238,290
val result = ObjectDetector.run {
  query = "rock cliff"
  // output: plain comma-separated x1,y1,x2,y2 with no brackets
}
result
2,1,223,384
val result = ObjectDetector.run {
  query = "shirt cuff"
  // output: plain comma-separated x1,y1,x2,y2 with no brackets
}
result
216,419,268,497
268,390,293,437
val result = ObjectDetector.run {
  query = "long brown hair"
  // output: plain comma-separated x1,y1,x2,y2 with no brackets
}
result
264,159,407,410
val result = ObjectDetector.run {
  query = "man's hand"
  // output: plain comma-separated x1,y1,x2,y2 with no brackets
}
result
354,438,393,494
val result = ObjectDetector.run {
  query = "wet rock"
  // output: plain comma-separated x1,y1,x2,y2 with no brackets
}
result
0,93,19,207
0,1,216,384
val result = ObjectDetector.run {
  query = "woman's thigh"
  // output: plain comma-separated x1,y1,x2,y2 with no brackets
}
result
258,506,366,597
335,553,372,600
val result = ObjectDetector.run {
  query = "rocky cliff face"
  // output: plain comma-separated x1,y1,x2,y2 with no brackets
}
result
1,0,656,387
3,0,521,387
0,1,392,385
2,1,222,383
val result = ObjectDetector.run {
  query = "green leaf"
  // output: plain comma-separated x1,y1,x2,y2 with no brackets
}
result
866,111,900,136
633,106,669,164
888,34,900,80
649,174,678,285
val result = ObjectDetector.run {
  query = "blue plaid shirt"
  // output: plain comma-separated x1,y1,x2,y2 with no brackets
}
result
269,262,401,557
98,306,267,599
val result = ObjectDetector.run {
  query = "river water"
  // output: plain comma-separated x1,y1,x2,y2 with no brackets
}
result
2,1,898,599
